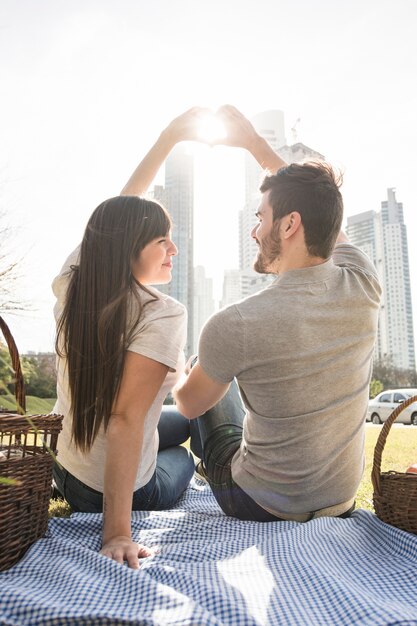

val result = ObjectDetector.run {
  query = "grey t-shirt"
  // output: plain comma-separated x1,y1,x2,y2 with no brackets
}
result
199,244,381,515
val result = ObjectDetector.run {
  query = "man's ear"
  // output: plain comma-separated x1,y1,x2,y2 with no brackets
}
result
282,212,302,239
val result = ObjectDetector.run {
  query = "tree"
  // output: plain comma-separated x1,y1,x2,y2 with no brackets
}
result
369,378,383,398
0,344,57,399
21,353,57,398
371,357,417,390
0,208,23,312
0,340,13,394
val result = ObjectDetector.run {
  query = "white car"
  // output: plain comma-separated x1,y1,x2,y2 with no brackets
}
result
367,389,417,425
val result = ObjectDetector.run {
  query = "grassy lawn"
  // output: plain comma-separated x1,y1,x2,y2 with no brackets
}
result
357,424,417,511
49,424,417,518
0,394,56,414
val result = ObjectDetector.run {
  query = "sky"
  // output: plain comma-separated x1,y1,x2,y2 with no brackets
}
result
1,0,416,354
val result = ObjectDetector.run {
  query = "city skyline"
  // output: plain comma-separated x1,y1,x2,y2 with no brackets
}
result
236,109,326,302
1,0,416,360
154,145,195,355
347,189,415,371
18,172,417,373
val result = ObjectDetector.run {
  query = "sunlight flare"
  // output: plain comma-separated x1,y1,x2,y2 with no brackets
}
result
198,112,227,143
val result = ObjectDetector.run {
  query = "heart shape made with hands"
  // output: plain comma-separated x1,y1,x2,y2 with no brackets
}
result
197,110,227,144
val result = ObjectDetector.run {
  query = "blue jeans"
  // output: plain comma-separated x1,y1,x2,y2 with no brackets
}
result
189,379,283,521
53,406,195,513
190,380,354,522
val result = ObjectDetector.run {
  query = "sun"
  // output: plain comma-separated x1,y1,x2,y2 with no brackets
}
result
197,112,227,144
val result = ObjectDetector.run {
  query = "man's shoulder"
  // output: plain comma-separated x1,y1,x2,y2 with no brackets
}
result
214,288,273,323
333,243,378,275
207,302,241,327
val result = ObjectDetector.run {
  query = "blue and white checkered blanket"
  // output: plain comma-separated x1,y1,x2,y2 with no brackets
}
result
1,478,417,625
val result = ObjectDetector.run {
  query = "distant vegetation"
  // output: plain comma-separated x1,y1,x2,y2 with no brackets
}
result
1,343,56,399
370,357,417,398
0,393,55,414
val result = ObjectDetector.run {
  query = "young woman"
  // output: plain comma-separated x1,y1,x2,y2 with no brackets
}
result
52,107,209,569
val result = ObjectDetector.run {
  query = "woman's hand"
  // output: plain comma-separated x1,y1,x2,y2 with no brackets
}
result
121,106,211,195
100,535,154,569
102,353,169,566
162,106,212,145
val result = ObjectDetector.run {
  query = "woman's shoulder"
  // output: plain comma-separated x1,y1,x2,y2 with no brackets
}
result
135,286,187,320
127,287,187,353
52,246,81,302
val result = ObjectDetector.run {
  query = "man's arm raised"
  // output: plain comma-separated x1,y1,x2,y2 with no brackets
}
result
216,104,288,174
336,230,349,244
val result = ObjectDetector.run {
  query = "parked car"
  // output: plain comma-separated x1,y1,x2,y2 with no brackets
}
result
367,389,417,425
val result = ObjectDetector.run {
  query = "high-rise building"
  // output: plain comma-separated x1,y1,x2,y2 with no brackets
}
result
220,269,244,309
347,189,415,371
240,110,286,272
193,265,215,352
155,145,195,355
346,210,387,361
244,110,286,208
192,265,214,353
229,110,324,305
220,269,272,309
239,112,324,273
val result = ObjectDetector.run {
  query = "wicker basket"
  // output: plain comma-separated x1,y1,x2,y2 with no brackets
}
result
0,316,63,571
371,394,417,534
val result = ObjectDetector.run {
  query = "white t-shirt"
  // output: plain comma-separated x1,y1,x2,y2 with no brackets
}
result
52,247,187,492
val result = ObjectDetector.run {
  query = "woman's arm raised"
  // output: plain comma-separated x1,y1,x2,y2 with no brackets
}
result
120,107,210,196
100,352,169,569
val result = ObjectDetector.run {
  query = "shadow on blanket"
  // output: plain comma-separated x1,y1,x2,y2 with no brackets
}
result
1,478,417,626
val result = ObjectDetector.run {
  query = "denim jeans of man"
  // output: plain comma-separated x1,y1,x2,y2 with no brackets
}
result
189,379,285,521
53,406,195,513
189,380,355,522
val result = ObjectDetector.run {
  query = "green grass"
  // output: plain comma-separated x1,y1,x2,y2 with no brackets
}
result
49,498,72,518
0,394,56,414
357,425,417,511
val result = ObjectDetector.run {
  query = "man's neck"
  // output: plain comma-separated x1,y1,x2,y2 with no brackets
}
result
272,252,327,275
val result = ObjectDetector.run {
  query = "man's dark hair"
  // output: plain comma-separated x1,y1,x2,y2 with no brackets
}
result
260,161,344,259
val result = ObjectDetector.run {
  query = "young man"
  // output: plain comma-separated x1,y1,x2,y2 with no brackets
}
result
174,105,381,522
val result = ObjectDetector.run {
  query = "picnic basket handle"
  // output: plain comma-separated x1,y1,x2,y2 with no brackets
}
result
0,315,26,414
371,394,417,496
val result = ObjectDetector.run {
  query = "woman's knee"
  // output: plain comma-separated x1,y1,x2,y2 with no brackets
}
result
157,446,194,481
158,406,191,449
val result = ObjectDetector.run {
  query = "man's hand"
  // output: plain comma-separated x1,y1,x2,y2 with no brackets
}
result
215,104,259,151
184,354,198,375
214,104,287,173
100,535,154,569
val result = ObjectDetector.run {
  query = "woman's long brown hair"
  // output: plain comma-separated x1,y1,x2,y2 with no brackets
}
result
56,196,171,452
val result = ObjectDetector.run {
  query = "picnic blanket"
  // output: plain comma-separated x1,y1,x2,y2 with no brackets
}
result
1,477,417,626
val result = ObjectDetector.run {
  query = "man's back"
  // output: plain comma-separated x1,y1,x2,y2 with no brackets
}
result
198,243,381,515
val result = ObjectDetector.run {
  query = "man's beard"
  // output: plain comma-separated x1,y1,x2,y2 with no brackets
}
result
253,225,282,274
